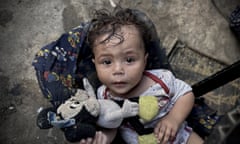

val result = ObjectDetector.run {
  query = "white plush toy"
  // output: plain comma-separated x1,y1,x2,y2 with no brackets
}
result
37,78,139,142
57,78,139,128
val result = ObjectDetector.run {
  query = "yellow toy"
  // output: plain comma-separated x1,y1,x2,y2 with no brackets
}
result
138,96,159,144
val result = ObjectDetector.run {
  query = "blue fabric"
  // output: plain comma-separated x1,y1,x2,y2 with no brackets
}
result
48,111,76,128
32,23,99,107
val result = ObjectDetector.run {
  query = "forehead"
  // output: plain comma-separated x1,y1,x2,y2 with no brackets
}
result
93,25,143,49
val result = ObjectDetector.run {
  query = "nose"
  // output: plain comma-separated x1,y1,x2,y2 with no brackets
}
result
112,62,124,76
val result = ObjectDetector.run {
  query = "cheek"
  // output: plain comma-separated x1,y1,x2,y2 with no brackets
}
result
132,70,143,80
95,67,108,82
132,61,146,72
127,65,144,79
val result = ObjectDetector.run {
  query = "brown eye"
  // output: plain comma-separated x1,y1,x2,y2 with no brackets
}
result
103,60,111,65
126,57,135,63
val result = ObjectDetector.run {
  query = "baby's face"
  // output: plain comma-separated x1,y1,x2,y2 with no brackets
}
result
92,25,148,98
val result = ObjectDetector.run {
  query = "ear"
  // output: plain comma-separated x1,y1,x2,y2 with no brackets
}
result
83,78,96,98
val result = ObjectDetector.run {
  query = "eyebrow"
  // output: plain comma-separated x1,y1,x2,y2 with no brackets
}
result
94,52,112,59
124,50,138,55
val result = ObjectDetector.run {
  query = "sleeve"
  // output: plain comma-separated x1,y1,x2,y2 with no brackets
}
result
165,71,192,103
154,69,192,103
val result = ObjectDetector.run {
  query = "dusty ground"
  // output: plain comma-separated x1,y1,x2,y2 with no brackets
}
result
0,0,239,143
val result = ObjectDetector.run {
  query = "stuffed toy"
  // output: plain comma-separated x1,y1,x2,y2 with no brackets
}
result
36,77,162,143
138,96,159,144
36,78,139,142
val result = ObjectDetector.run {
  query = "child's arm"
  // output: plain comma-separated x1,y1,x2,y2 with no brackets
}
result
154,91,194,144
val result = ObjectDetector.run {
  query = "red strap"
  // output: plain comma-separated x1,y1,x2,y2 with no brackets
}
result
144,71,169,94
104,71,169,98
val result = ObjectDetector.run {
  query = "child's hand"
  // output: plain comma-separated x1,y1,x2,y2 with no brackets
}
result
79,131,109,144
154,115,180,144
79,128,117,144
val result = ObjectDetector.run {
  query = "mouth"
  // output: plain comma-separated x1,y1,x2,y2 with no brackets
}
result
112,81,127,87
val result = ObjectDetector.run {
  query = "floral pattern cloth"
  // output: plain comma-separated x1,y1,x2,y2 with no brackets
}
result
32,23,100,107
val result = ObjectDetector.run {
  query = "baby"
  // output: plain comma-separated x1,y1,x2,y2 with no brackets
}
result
80,8,204,144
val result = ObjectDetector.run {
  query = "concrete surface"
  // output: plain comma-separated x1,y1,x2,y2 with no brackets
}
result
0,0,239,143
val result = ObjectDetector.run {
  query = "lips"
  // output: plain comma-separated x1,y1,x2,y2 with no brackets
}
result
112,81,127,87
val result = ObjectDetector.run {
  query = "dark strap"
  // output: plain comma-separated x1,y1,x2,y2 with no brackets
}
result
124,116,154,135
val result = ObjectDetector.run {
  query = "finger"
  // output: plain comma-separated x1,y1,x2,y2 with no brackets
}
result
93,132,100,144
94,131,104,144
170,131,177,142
100,132,108,144
157,127,165,143
96,131,108,144
86,138,93,144
79,139,86,144
93,131,101,144
154,122,162,134
162,128,171,144
80,138,92,144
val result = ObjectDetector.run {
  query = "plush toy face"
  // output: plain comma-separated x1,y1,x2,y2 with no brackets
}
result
57,89,100,119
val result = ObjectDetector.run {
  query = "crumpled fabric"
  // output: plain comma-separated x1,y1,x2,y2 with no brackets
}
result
32,22,100,107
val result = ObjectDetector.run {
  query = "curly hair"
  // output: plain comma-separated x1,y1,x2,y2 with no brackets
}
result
87,7,171,70
87,7,156,54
